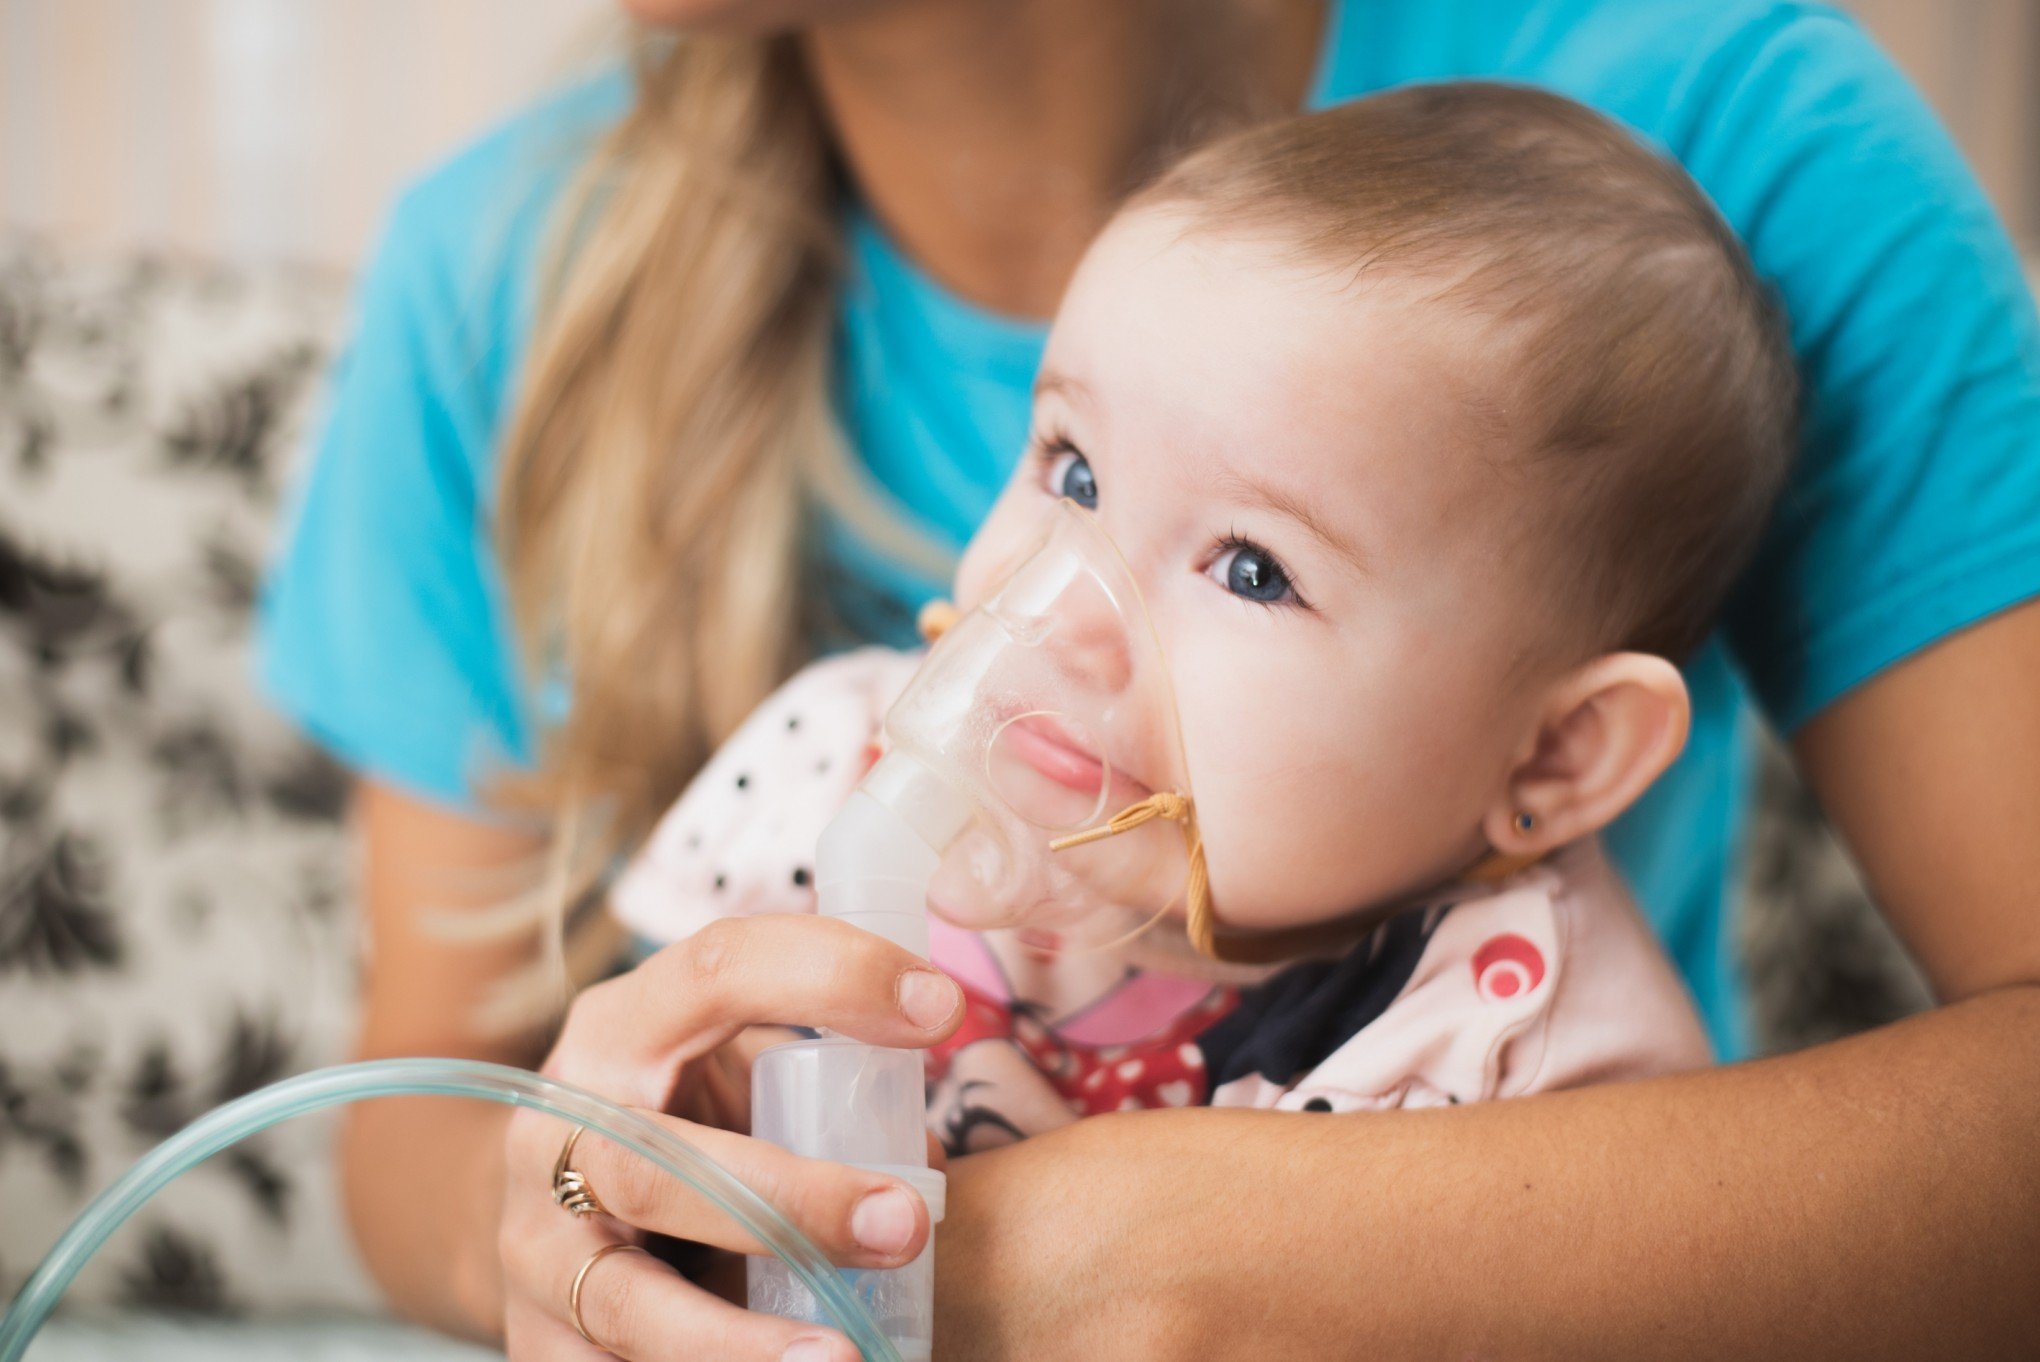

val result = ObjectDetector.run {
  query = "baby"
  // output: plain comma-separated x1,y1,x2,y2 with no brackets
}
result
614,83,1797,1154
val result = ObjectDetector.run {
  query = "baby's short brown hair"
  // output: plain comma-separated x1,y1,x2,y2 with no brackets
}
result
1137,82,1799,662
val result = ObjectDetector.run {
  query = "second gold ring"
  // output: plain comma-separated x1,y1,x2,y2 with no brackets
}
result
551,1126,608,1218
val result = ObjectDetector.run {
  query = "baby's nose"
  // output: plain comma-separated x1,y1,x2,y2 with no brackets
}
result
1048,585,1135,696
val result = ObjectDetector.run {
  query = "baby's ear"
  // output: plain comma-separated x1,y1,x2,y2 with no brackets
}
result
1485,653,1690,857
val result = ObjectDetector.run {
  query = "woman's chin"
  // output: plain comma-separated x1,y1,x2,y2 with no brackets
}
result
619,0,894,36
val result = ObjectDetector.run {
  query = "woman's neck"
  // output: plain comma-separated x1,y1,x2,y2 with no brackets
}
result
800,0,1328,319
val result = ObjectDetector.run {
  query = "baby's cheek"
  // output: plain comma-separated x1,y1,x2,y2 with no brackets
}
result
1195,752,1424,926
1171,650,1362,921
1176,640,1487,926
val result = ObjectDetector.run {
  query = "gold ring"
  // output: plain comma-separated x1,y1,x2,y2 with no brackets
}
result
569,1241,650,1347
552,1126,607,1218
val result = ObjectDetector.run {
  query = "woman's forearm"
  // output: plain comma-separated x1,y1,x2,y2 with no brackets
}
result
340,1095,512,1343
342,782,553,1342
939,984,2040,1360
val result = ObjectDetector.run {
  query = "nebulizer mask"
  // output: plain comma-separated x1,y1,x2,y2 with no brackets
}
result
821,497,1208,955
0,503,1212,1362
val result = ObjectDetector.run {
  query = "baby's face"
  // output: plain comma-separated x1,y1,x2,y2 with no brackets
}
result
956,208,1546,931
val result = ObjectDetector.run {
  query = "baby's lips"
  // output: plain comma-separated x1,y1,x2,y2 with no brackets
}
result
1023,711,1171,802
1000,712,1111,795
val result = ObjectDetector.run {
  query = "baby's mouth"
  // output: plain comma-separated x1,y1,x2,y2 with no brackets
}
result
998,712,1153,804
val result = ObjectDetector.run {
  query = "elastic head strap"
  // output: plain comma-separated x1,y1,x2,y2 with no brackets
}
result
1048,797,1545,965
1049,793,1304,965
1461,848,1543,883
916,599,961,643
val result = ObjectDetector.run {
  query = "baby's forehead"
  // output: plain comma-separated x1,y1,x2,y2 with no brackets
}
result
1063,207,1507,399
1061,207,1313,321
1047,209,1520,518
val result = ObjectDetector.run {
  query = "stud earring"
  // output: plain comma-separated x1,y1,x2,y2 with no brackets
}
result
1514,811,1536,834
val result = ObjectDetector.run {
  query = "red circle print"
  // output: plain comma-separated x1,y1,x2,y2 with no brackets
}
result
1472,934,1546,1002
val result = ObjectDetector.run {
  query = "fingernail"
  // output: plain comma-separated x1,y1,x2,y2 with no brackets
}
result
782,1338,843,1362
897,969,959,1030
851,1186,918,1257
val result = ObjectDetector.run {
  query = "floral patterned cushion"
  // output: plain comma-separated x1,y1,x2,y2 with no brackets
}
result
0,238,375,1315
0,233,1927,1321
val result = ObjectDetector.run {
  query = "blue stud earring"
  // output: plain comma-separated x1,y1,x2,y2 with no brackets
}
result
1514,811,1536,834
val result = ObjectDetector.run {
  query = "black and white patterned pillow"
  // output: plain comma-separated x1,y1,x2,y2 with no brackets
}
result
1741,736,1929,1052
0,237,375,1315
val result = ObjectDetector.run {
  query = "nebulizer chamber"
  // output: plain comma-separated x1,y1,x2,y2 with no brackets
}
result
748,501,1198,1358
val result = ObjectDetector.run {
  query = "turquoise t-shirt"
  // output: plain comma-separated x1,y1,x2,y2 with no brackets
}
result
257,0,2040,1059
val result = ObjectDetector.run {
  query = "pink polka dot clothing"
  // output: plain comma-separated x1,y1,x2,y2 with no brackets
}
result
612,649,1713,1157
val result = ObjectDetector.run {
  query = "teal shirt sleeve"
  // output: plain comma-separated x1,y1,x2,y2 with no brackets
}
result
255,78,626,810
1685,9,2040,726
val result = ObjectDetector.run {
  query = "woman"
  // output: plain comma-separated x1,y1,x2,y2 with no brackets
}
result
260,0,2040,1357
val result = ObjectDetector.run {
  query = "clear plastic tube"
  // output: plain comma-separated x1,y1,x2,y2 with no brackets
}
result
0,1058,899,1362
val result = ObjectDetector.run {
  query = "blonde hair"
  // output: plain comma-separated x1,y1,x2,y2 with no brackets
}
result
483,33,863,1014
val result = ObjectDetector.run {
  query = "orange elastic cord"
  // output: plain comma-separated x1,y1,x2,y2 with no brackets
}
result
1002,793,1196,960
1047,790,1194,850
1461,848,1543,883
1048,792,1243,961
916,599,961,643
1047,793,1540,966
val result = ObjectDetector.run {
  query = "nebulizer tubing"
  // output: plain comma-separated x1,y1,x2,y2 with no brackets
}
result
0,1057,900,1362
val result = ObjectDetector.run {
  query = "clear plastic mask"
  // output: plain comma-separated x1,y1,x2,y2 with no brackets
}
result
880,501,1200,946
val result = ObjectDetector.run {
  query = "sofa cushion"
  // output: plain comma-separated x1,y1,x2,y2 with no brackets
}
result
1,238,374,1314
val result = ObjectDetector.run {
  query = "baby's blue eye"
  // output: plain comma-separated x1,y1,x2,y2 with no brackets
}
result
1210,541,1296,605
1047,449,1098,509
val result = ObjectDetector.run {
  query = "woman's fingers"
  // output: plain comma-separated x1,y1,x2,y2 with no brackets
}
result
503,913,953,1354
553,914,963,1099
564,1114,932,1267
502,1236,859,1362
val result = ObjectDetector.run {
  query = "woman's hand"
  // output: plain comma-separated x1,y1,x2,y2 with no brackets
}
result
498,913,963,1361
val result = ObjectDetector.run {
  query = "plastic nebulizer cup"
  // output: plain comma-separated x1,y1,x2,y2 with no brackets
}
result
747,1042,946,1361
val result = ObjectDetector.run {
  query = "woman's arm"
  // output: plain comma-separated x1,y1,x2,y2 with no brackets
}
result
342,780,550,1340
936,599,2040,1360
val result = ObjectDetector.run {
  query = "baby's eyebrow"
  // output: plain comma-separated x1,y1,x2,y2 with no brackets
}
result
1033,371,1090,407
1212,466,1371,574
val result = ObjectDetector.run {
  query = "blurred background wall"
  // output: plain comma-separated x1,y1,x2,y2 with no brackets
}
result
1850,0,2038,249
0,0,614,271
2,0,2035,273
